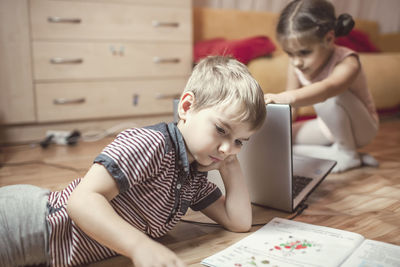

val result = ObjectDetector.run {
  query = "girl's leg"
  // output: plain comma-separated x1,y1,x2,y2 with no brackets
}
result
0,184,50,267
314,90,378,149
293,118,333,146
294,90,378,172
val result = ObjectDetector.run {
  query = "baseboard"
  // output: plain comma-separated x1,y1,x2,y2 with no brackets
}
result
0,114,173,145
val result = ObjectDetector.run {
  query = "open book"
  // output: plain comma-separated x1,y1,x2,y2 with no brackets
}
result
201,217,400,267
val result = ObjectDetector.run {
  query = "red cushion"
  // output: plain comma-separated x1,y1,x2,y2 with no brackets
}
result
194,36,276,64
335,29,380,53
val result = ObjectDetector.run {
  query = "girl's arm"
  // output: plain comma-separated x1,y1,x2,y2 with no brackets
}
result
265,55,360,108
67,163,186,267
200,155,252,232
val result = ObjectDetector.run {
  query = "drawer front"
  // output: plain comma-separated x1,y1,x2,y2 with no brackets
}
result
36,79,187,122
33,41,192,81
30,0,191,42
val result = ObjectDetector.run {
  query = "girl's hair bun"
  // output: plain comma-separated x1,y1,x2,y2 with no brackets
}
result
335,13,355,37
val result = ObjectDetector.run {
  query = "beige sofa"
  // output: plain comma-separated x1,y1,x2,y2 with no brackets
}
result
193,7,400,118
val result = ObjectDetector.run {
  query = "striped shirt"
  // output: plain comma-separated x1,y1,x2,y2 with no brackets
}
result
46,123,222,266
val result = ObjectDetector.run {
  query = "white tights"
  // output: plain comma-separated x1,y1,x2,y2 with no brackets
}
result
293,90,379,173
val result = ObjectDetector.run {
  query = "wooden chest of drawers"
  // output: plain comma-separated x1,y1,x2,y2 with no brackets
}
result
31,0,192,123
0,0,192,130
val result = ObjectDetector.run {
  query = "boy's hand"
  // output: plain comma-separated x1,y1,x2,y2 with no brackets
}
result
130,238,186,267
197,155,237,172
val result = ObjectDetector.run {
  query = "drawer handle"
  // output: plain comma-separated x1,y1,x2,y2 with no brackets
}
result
50,58,83,64
132,94,139,106
153,57,180,64
155,93,181,100
48,17,82,24
152,21,179,28
53,98,86,105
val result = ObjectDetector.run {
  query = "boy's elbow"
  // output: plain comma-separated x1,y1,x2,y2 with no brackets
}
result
237,223,252,232
228,224,251,233
225,219,252,233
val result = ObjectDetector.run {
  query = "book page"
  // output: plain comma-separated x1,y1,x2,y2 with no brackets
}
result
340,239,400,267
201,217,364,267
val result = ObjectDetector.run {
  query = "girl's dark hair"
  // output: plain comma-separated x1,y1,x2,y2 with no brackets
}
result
277,0,355,42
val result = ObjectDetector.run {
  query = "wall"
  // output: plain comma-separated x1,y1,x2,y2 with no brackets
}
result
193,0,400,34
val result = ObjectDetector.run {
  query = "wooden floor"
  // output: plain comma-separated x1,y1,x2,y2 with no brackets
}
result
1,117,399,266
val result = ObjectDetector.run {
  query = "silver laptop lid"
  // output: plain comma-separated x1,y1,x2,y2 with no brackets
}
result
238,104,293,211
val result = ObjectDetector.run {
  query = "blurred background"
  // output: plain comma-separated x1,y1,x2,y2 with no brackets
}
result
194,0,400,34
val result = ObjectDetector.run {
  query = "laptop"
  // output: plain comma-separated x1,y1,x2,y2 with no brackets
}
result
206,104,336,212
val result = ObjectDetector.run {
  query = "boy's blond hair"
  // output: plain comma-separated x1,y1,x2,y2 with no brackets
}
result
182,56,266,131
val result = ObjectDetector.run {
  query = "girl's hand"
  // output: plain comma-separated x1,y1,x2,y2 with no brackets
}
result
264,91,295,105
130,238,186,267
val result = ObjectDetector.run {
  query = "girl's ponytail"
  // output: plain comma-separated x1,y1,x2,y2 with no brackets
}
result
335,13,355,37
277,0,356,42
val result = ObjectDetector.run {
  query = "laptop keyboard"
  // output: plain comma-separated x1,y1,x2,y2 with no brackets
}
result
293,175,313,198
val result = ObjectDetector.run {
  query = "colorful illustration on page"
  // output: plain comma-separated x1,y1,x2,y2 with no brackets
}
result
268,235,322,257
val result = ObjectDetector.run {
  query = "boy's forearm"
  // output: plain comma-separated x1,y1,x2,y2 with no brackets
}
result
67,191,147,260
219,160,252,231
